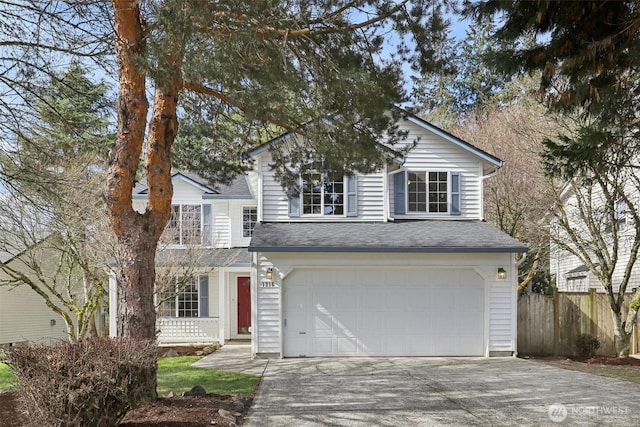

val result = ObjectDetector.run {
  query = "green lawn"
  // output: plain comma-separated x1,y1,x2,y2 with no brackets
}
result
0,357,260,396
157,355,260,396
0,363,16,389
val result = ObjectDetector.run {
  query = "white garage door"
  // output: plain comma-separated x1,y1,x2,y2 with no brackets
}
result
283,268,485,357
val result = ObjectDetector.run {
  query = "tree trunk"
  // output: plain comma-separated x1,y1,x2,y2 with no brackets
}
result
624,289,640,354
611,309,632,357
115,234,158,341
108,1,182,398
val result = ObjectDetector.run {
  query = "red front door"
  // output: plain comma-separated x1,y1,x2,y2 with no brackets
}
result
237,276,251,334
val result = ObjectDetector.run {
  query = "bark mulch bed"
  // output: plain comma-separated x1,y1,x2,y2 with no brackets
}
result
523,354,640,384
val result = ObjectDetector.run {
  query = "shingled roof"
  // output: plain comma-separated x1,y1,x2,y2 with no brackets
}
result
249,221,527,253
155,247,250,267
133,172,252,198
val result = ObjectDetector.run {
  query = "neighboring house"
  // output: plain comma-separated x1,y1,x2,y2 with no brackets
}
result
0,235,97,346
550,183,640,294
108,110,527,357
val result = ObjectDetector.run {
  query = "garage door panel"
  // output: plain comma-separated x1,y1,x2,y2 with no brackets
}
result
359,313,382,333
385,290,409,309
361,292,383,309
360,336,382,354
313,337,334,354
435,336,458,355
409,335,435,354
383,312,408,333
336,337,358,354
313,312,333,333
332,312,358,334
313,290,334,310
335,289,358,310
458,312,484,334
383,335,410,355
284,268,485,357
410,290,434,310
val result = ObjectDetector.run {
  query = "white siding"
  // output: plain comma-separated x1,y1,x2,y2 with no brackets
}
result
255,256,280,354
208,271,220,317
388,120,484,220
211,200,231,248
489,280,515,351
258,151,386,222
256,118,489,222
252,251,516,356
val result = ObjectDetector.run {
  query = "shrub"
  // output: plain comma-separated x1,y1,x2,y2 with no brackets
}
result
574,333,600,357
8,337,157,427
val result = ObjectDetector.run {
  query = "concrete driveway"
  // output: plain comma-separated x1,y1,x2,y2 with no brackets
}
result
195,345,640,426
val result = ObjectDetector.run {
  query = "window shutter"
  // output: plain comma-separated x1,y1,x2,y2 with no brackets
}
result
394,171,407,215
199,275,209,317
346,174,358,217
288,186,300,218
202,204,212,246
451,172,461,215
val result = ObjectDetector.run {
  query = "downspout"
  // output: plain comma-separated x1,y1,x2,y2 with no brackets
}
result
383,162,389,222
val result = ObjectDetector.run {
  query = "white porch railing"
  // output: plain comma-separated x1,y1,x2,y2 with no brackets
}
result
156,317,219,344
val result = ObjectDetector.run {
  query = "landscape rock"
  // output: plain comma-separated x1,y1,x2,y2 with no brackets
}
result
203,343,221,355
183,385,207,397
218,408,237,425
162,349,179,358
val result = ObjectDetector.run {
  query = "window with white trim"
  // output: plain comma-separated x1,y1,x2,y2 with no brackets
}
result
243,206,257,237
157,277,199,318
165,204,202,245
301,170,344,215
407,171,448,213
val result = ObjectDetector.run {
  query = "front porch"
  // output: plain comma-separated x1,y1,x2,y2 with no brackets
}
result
108,251,253,345
157,317,220,344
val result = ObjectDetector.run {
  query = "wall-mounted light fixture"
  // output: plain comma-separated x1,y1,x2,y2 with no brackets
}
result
497,267,507,280
50,319,56,326
265,268,274,280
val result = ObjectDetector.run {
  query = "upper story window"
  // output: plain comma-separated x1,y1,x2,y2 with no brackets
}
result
609,200,628,232
288,169,357,218
166,204,202,245
302,171,344,215
408,172,448,213
157,277,199,318
243,206,257,237
395,170,460,216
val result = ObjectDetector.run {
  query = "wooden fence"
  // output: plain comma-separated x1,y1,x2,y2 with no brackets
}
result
517,290,640,356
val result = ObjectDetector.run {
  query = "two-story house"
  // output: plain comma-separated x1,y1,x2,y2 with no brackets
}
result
108,109,526,357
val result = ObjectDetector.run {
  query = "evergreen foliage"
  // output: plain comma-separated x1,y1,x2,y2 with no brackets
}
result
468,1,640,176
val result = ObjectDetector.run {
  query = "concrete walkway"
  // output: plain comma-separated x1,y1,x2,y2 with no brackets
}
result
196,346,640,426
192,342,267,376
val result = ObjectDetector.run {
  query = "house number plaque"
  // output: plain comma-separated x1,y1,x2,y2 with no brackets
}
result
260,281,278,288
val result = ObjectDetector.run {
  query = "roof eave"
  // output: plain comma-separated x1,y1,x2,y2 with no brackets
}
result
248,245,528,253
